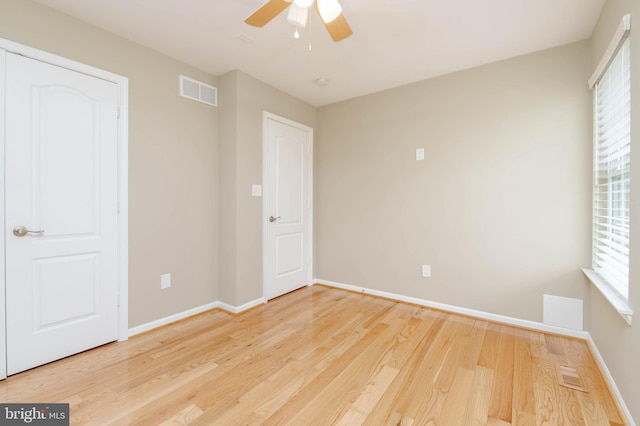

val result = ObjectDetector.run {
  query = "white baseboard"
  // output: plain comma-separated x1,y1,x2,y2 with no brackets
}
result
218,297,264,314
586,335,636,426
128,301,220,337
128,297,263,337
314,278,589,339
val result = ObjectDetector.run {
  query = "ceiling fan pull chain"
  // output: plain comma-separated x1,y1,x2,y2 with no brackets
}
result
308,14,312,52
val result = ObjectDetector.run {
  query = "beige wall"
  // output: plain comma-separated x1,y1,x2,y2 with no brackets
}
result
316,41,593,322
0,0,220,327
218,70,316,305
589,0,640,422
218,72,239,305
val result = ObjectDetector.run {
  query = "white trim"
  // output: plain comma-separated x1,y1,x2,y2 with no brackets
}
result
0,48,7,380
128,297,265,337
589,14,631,89
262,112,268,303
314,279,590,339
0,38,128,86
582,268,633,325
586,335,636,426
262,111,314,303
117,70,129,342
128,302,220,337
218,298,264,314
0,37,130,346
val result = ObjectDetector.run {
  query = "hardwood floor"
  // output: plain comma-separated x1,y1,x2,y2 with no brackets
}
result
0,285,626,425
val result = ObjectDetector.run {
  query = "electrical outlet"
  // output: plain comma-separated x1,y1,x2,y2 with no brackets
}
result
161,273,171,289
422,265,431,278
416,148,425,161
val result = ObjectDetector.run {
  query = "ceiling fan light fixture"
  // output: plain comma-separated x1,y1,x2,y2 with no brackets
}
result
287,3,309,28
244,0,352,42
293,0,314,8
317,0,342,23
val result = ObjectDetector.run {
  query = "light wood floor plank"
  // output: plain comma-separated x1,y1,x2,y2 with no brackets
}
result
335,365,399,425
362,312,447,425
157,404,204,426
0,285,627,425
487,417,511,426
199,302,379,424
436,367,475,424
489,325,515,423
379,314,460,423
462,365,494,425
512,329,536,420
265,319,406,425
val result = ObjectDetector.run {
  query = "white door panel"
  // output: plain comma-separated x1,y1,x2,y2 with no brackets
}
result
276,233,303,276
276,137,304,224
36,86,100,237
265,114,312,300
33,253,100,329
5,53,119,375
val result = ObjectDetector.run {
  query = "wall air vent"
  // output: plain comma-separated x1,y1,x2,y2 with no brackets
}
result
179,75,218,107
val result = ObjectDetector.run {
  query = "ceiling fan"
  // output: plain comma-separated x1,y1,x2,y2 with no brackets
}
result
244,0,353,42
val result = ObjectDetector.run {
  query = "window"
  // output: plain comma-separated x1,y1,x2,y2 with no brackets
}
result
590,16,631,303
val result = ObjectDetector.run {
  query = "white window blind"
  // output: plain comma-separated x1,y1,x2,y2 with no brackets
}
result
592,35,631,301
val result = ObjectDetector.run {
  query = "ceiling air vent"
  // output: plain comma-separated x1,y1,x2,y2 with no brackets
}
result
179,75,217,107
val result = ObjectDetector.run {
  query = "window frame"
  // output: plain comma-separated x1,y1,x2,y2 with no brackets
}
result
583,14,633,325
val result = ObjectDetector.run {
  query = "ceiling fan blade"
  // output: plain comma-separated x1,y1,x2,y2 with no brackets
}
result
314,4,353,42
245,0,292,27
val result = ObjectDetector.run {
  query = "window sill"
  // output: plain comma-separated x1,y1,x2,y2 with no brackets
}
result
582,268,633,325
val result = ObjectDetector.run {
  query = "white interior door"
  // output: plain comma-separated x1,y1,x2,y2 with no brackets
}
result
5,52,120,375
264,113,313,300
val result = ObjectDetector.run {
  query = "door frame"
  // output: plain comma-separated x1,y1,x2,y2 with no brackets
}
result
0,38,129,379
262,111,313,302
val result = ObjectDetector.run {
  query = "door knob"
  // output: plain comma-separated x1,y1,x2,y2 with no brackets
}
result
13,226,45,237
269,216,281,223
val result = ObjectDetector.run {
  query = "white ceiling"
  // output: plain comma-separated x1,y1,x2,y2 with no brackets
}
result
34,0,605,106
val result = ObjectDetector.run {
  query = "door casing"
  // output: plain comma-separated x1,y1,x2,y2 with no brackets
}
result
262,111,313,302
0,38,129,380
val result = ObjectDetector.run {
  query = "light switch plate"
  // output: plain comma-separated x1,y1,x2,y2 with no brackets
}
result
252,184,262,197
416,148,425,161
161,273,171,289
422,265,431,278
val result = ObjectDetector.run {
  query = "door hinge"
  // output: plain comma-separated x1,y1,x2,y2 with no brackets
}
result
117,106,121,119
117,200,120,214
